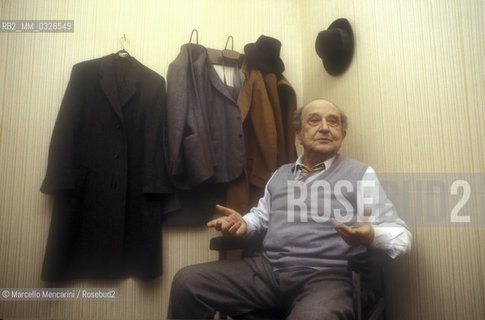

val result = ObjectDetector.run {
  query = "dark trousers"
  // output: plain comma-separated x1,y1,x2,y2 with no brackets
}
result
168,254,354,320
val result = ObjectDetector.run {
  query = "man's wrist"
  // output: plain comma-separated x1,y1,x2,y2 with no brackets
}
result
364,226,375,247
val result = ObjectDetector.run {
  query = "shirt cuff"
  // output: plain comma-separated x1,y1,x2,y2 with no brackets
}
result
370,225,412,259
242,215,257,238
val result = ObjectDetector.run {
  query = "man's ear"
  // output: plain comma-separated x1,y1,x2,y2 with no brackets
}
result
296,129,303,144
342,129,347,140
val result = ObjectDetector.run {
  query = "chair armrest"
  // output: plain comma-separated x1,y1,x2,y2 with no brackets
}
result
348,257,371,273
210,236,263,260
347,249,391,273
210,236,262,251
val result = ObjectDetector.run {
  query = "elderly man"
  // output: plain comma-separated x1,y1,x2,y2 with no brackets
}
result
168,99,412,320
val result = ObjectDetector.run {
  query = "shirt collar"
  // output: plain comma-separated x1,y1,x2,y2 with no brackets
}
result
294,154,336,172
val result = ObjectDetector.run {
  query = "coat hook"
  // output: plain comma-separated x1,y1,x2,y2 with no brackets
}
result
224,36,234,50
189,29,199,44
222,35,239,63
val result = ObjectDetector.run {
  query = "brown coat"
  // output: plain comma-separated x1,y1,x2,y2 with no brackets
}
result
264,73,298,168
226,63,297,213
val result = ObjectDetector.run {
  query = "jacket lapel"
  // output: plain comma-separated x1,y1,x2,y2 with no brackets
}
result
208,65,238,104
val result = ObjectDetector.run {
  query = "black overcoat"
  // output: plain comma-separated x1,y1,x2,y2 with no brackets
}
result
41,54,172,281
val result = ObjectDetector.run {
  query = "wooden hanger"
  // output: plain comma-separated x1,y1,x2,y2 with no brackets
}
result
189,30,244,67
207,35,244,67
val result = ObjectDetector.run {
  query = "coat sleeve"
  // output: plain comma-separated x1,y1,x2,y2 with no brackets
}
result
264,74,286,167
166,55,189,181
143,76,173,194
249,72,278,187
41,64,84,194
165,45,215,189
277,76,297,163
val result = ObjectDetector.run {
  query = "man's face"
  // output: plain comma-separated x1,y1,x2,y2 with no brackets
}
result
296,100,346,159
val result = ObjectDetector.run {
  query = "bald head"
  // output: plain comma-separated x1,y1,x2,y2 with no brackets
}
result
294,99,347,164
293,99,348,132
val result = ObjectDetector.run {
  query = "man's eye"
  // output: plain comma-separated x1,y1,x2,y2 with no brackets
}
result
309,118,320,125
327,118,339,126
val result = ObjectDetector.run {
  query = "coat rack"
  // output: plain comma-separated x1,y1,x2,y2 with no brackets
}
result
189,29,245,67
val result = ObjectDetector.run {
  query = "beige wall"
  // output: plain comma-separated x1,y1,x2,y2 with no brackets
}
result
300,0,485,319
0,1,302,319
0,0,484,319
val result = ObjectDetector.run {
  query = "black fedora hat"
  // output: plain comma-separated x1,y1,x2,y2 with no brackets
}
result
315,18,354,76
244,35,285,74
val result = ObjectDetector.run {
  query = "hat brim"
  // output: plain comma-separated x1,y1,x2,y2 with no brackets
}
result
244,43,285,74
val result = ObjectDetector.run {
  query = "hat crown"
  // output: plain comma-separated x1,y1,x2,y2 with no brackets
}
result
314,18,354,76
318,29,344,58
255,35,281,60
244,35,285,73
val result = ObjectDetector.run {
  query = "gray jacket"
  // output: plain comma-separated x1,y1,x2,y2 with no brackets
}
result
166,43,244,189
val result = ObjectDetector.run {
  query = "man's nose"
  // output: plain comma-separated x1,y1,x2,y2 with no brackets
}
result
318,120,330,131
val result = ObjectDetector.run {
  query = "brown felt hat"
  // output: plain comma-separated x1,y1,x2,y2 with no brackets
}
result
315,18,354,76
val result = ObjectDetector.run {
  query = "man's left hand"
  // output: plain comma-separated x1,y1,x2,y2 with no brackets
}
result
331,208,375,247
207,204,247,237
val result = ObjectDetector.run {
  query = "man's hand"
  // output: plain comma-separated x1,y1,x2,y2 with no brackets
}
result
207,204,247,237
331,208,375,247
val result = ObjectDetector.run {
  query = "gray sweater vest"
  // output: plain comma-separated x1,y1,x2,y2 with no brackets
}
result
263,155,369,270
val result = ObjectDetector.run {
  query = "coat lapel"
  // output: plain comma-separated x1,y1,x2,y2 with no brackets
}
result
99,54,141,123
99,55,124,122
236,62,253,122
119,58,140,107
